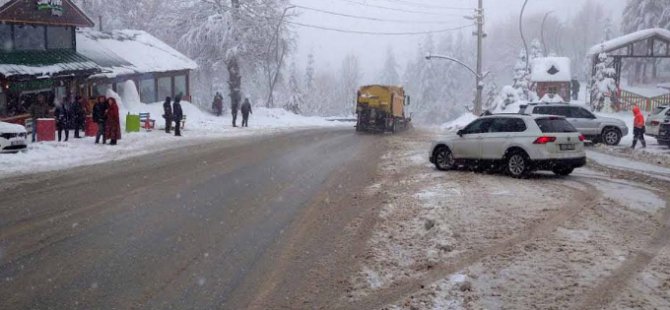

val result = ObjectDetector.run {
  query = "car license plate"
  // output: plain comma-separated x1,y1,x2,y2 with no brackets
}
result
11,140,24,146
560,144,575,151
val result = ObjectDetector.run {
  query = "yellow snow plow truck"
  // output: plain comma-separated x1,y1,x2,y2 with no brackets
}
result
356,85,411,133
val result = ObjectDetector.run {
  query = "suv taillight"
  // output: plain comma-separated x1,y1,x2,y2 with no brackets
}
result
534,136,557,144
579,135,586,142
651,121,660,126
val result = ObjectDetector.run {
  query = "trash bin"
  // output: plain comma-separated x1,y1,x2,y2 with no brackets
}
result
36,118,56,142
85,116,97,137
126,113,140,133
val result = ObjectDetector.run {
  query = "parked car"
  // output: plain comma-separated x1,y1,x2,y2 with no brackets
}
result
645,105,670,145
658,121,670,147
520,103,629,146
0,121,28,153
429,114,586,178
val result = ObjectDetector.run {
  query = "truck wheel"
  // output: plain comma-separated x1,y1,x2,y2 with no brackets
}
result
434,146,455,171
602,128,622,146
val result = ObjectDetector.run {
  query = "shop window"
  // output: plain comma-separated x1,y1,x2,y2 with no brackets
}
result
174,75,187,97
47,26,73,50
157,77,172,101
14,25,46,51
139,79,156,103
0,24,12,51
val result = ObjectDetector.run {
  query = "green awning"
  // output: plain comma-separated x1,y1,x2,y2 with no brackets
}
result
0,49,101,79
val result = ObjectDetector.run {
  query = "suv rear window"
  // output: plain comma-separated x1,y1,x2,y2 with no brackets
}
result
535,118,578,133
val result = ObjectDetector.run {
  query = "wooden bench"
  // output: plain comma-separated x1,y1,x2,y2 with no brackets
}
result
139,112,156,130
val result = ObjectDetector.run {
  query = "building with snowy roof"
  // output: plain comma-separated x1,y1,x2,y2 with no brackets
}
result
530,57,572,102
77,28,197,104
0,0,196,124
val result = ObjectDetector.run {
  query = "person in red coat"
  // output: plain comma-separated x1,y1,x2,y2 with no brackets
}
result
105,98,122,145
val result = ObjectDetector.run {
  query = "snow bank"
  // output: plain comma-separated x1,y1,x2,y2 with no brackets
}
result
440,113,477,131
0,97,350,178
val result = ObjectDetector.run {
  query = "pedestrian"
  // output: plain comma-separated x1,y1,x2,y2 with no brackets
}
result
163,96,173,134
72,96,85,138
632,105,646,149
92,96,108,144
28,94,50,142
241,97,252,127
104,98,121,145
54,100,70,142
212,92,223,116
231,98,240,127
173,93,183,137
571,79,580,101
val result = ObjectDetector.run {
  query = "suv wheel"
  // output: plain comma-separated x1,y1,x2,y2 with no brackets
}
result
506,151,530,178
602,128,622,146
434,146,455,171
552,167,574,176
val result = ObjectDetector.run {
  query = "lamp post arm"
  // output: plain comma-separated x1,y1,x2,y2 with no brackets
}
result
425,54,482,79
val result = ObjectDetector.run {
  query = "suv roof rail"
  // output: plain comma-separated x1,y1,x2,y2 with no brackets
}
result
527,102,569,106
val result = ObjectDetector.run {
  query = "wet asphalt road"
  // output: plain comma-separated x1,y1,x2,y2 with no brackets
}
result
0,128,384,309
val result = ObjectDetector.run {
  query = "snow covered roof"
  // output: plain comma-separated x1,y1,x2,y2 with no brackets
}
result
530,57,571,82
0,49,99,78
76,29,197,79
588,28,670,56
622,86,670,98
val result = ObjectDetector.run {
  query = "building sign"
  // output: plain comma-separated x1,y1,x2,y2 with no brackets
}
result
37,0,63,17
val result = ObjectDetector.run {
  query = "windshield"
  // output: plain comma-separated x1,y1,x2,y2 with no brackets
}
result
651,106,668,115
535,118,578,133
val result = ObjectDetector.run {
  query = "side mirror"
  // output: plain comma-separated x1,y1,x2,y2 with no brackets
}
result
457,130,464,137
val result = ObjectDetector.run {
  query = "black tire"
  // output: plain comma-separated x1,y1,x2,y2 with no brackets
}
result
601,128,622,146
505,150,530,178
552,167,574,176
434,146,456,171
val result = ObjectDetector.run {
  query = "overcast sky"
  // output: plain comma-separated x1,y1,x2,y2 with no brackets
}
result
292,0,627,82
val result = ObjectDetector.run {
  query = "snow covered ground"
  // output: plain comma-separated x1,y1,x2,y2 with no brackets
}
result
0,84,350,179
346,128,670,309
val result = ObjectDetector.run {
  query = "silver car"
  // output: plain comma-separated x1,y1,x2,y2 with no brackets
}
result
645,105,670,144
520,103,629,146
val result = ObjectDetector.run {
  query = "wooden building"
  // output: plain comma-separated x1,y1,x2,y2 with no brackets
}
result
530,57,572,102
0,0,197,124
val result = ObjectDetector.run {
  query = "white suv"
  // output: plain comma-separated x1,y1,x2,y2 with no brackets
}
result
645,106,670,145
429,114,586,178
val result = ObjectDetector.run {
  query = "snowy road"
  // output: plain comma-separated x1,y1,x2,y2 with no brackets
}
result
2,127,669,309
0,128,386,309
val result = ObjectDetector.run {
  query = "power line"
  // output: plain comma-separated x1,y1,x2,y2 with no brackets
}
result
373,0,472,11
331,0,457,16
293,4,459,23
287,21,474,36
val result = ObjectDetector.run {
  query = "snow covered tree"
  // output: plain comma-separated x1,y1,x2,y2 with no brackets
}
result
339,54,362,115
512,49,532,101
283,61,303,114
482,77,500,112
590,53,617,112
379,48,401,86
529,39,544,60
173,0,292,109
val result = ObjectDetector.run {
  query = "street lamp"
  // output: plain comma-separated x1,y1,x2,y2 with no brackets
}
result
425,54,488,115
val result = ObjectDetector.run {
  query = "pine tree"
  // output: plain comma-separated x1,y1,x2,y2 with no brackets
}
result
284,61,303,114
590,53,617,112
529,39,544,60
512,49,532,101
379,48,400,85
622,0,670,33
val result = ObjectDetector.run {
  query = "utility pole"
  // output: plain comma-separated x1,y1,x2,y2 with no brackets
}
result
474,0,485,115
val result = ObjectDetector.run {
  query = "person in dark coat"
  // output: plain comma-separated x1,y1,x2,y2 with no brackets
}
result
571,79,580,101
241,97,252,127
104,98,121,145
92,96,108,144
212,92,223,116
231,98,240,127
54,100,70,142
163,97,173,134
72,96,85,138
29,94,50,142
173,94,183,137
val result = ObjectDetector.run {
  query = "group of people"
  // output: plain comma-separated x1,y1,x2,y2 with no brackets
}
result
28,94,121,145
92,96,121,145
162,94,184,136
212,93,253,127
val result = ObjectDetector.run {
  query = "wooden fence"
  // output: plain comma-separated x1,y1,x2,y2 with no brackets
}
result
619,90,670,112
